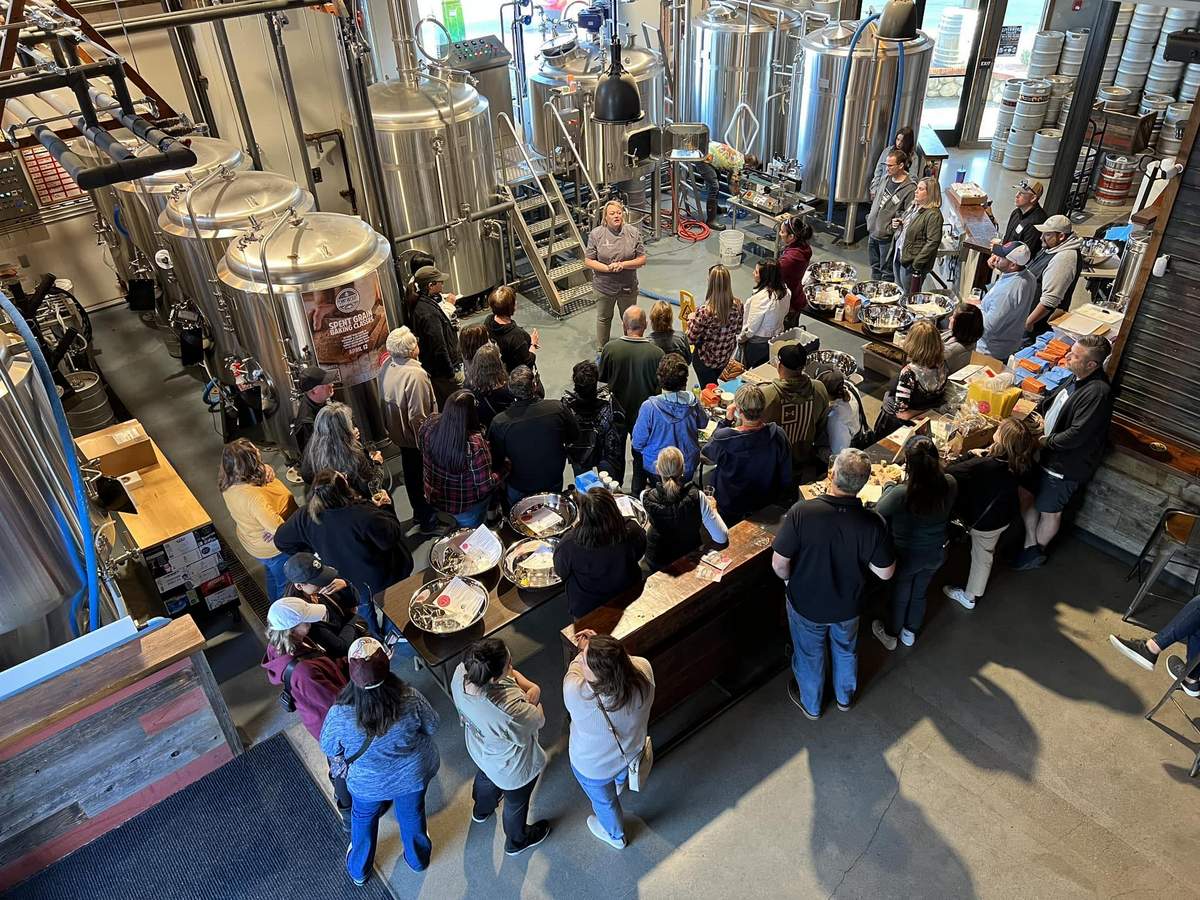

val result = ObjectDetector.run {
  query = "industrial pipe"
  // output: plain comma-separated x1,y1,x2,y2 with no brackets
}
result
209,6,262,170
826,14,881,223
93,0,314,35
392,198,516,244
266,11,320,206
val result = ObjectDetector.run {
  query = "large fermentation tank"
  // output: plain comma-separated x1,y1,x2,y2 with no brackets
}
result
114,137,249,303
157,171,314,380
529,36,664,178
0,332,83,654
687,2,802,161
369,77,503,299
217,213,401,448
788,20,933,203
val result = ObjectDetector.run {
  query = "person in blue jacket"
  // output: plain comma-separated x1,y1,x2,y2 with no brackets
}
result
631,353,708,485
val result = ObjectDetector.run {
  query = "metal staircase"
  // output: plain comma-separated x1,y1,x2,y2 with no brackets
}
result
497,113,593,314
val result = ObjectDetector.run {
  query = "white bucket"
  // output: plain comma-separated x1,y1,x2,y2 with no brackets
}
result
719,229,745,266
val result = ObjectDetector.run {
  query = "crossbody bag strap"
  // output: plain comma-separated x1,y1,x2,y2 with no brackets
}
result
594,695,627,761
968,492,1002,532
346,733,375,766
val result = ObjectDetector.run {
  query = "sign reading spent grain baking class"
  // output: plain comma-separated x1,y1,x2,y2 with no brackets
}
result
303,272,389,387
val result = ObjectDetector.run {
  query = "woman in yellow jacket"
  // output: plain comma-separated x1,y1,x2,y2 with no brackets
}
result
219,438,298,601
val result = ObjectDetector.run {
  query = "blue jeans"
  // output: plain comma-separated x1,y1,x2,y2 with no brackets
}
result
888,547,946,637
453,498,489,528
347,788,431,878
1156,594,1200,663
571,764,628,842
261,552,290,603
787,602,858,714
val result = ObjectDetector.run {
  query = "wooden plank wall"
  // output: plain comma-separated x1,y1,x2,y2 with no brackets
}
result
0,654,235,889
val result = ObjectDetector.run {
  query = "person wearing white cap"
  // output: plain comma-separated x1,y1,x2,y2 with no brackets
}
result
1024,214,1084,339
320,637,440,884
973,241,1038,362
261,597,352,826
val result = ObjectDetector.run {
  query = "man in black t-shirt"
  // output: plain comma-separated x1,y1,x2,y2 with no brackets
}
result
772,448,895,719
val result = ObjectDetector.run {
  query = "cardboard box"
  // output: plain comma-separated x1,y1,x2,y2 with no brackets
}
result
76,419,156,476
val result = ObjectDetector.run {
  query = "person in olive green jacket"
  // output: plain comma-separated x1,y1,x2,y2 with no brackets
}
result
892,177,944,294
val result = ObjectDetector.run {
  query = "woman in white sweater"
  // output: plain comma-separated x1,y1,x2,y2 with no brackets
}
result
738,259,790,367
563,630,656,850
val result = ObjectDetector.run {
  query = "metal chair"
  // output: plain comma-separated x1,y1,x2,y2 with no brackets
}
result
1144,653,1200,778
1123,509,1200,625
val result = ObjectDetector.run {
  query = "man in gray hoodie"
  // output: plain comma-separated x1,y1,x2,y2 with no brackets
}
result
865,149,917,281
1024,215,1084,339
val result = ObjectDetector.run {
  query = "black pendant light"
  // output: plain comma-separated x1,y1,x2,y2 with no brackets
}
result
878,0,918,40
593,39,642,123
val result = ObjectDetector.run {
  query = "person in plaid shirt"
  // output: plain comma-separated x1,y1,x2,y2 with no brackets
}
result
419,390,501,527
686,264,744,388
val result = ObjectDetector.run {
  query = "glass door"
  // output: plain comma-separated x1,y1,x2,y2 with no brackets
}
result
971,0,1053,143
919,1,986,139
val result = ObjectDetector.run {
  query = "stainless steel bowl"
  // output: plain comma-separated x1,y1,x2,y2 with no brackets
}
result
429,527,503,577
616,494,650,531
804,349,858,377
900,292,955,323
501,537,562,588
808,283,848,314
509,492,579,538
1081,237,1119,267
861,304,914,335
853,280,903,305
807,260,857,284
407,575,489,634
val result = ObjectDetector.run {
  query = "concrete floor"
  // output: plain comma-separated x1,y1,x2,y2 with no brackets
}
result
83,147,1198,899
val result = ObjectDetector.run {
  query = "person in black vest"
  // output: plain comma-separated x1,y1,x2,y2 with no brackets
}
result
407,265,462,408
1014,335,1113,569
562,360,626,484
488,366,580,506
1024,215,1084,339
640,446,728,572
552,488,646,620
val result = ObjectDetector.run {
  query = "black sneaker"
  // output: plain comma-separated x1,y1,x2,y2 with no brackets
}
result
787,679,820,720
1011,545,1047,571
505,820,551,856
1167,655,1200,697
1109,634,1159,671
471,809,492,824
836,695,854,712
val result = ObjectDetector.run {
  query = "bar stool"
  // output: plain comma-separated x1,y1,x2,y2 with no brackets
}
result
1144,653,1200,778
1123,509,1200,626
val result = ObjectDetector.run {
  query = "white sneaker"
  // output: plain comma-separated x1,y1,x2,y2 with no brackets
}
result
943,585,976,610
587,814,626,849
899,628,916,647
285,466,303,485
872,619,897,651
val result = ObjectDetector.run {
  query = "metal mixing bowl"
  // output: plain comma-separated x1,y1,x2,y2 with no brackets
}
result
808,283,848,314
1081,238,1119,266
407,575,489,634
429,527,503,577
853,280,903,305
807,260,857,284
901,292,955,323
508,492,579,538
861,304,914,335
805,349,858,377
500,538,562,589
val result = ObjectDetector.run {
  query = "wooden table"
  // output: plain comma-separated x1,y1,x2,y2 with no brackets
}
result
560,517,786,753
943,190,1000,300
378,549,566,696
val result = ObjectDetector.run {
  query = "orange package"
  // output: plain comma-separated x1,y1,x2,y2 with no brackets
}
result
1035,350,1062,363
1017,359,1042,372
1047,339,1071,353
1021,377,1046,394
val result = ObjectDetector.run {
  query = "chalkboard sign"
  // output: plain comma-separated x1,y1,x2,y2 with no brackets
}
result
998,24,1021,57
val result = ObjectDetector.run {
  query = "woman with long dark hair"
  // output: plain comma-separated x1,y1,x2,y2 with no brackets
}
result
738,259,790,367
778,214,813,325
465,343,516,428
686,264,744,387
943,417,1037,610
563,630,656,849
299,401,386,503
274,470,412,635
552,488,646,619
418,390,500,527
320,637,440,882
871,435,957,650
451,638,550,855
942,302,985,374
459,322,491,367
218,438,297,602
640,446,728,571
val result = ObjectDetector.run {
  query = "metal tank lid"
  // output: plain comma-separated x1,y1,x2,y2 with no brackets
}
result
220,212,390,292
535,40,660,80
369,77,485,130
160,171,313,239
808,19,932,53
116,135,247,194
695,2,793,32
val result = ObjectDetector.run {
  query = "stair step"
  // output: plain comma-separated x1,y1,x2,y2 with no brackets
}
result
517,195,551,212
555,282,594,304
541,238,578,256
528,217,562,236
547,260,587,281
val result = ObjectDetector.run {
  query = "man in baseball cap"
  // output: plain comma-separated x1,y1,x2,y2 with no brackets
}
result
1025,214,1084,339
409,263,463,407
975,241,1039,361
998,178,1049,258
292,366,336,460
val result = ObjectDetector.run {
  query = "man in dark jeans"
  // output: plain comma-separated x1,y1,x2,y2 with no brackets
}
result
1110,594,1200,697
1015,334,1113,569
772,449,896,719
489,366,581,506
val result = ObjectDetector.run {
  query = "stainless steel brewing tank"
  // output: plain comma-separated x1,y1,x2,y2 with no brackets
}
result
158,171,314,378
529,38,664,171
788,21,933,203
217,213,401,448
369,77,503,299
0,333,84,635
114,137,249,302
687,3,802,161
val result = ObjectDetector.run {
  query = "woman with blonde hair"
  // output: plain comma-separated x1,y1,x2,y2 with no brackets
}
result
218,438,297,602
893,176,944,294
584,199,647,349
686,264,744,387
870,319,948,440
640,446,728,571
944,417,1037,609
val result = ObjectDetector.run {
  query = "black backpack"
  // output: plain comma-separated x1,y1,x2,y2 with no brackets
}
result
278,649,320,712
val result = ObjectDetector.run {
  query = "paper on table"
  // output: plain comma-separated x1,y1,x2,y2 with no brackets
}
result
458,524,500,565
615,495,635,517
524,506,563,534
950,363,985,383
434,577,481,621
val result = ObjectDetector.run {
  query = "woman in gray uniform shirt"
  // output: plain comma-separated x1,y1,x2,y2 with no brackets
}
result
585,200,647,350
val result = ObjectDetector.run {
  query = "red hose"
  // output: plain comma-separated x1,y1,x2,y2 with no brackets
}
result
660,213,710,242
